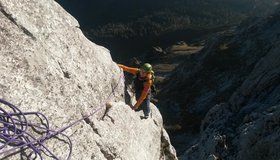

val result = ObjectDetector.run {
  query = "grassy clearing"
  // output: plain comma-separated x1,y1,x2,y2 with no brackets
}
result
166,42,203,55
153,64,178,73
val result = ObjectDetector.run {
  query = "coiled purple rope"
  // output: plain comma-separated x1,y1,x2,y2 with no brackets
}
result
0,70,124,159
0,98,72,160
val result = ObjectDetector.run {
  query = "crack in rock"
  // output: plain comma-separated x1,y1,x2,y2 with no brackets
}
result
96,142,116,160
83,116,101,137
58,62,71,79
0,3,36,40
101,103,115,124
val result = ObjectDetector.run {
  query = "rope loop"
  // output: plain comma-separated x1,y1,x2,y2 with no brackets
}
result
0,71,123,159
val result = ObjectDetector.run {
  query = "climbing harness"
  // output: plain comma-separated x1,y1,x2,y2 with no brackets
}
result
0,71,123,159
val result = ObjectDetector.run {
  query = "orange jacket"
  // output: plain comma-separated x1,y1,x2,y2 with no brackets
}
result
118,64,153,109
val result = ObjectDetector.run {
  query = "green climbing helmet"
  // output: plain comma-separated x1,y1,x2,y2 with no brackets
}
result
141,63,153,72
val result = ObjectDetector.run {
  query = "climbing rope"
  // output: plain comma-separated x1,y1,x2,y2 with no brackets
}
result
0,70,123,159
0,98,72,159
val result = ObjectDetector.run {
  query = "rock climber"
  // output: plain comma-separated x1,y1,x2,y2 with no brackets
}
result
118,63,154,119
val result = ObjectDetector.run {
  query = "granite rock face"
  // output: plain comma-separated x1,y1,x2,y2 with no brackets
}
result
0,0,177,159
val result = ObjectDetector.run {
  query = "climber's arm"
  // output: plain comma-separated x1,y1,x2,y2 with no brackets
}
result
133,76,152,109
118,64,139,75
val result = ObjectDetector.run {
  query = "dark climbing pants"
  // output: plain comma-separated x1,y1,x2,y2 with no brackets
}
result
135,89,151,117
